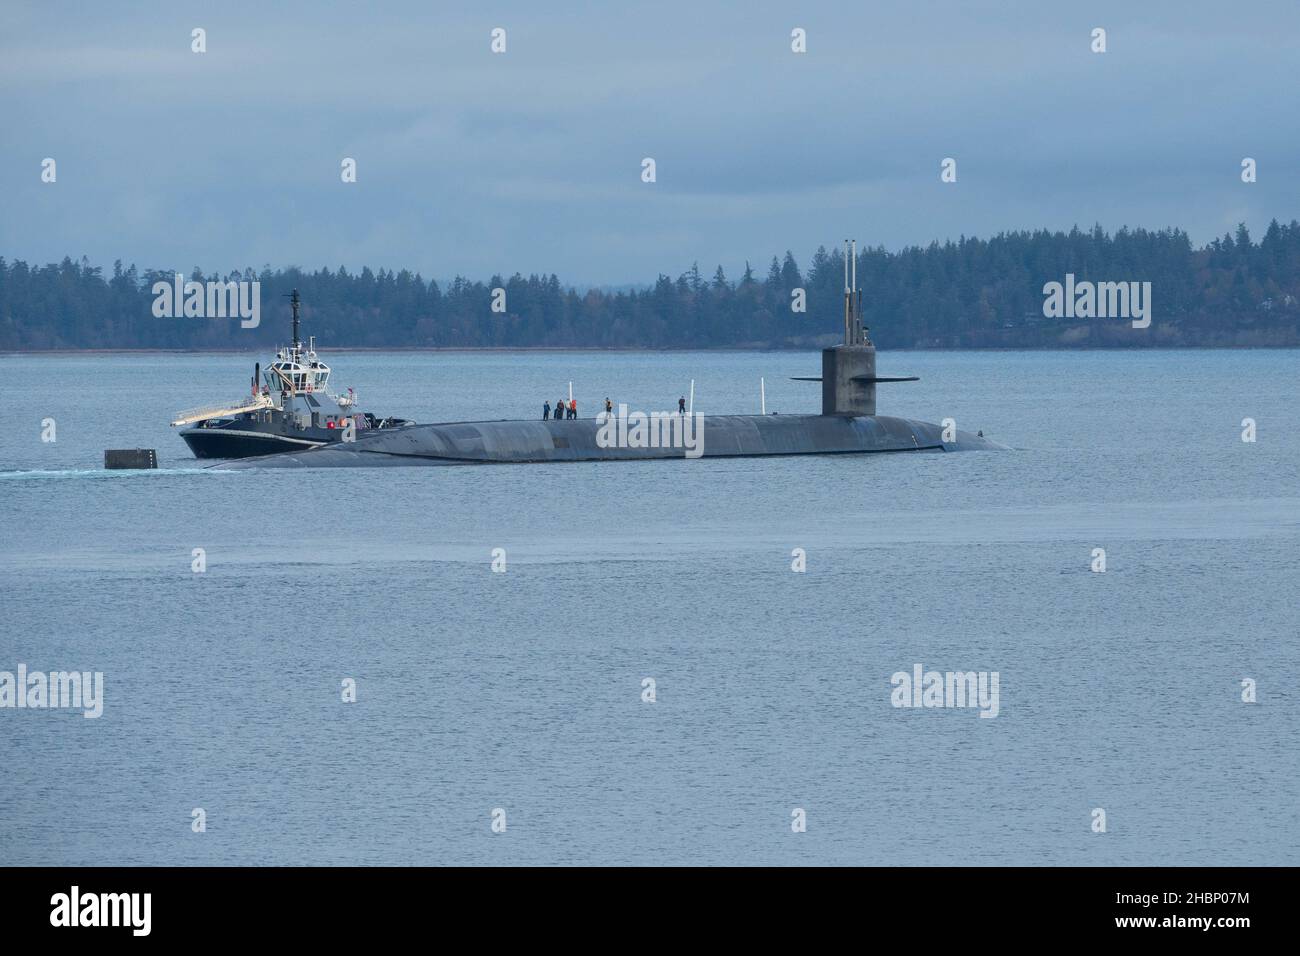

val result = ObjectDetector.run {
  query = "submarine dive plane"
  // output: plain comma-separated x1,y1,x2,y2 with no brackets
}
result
172,290,414,459
214,241,1003,470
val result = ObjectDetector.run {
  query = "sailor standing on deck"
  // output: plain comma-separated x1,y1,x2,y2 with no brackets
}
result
556,398,566,421
678,396,686,414
605,397,613,420
568,398,577,419
543,401,551,420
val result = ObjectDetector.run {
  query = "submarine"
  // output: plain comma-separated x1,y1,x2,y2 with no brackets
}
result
214,240,1004,470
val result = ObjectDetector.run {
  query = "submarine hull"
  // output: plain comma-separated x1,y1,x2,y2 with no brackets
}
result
211,414,1004,469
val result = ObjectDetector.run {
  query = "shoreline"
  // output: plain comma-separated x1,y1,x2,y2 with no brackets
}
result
4,343,1300,357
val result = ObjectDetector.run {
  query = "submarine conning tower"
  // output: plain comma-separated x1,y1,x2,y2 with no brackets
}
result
822,344,877,416
820,238,915,416
823,238,876,416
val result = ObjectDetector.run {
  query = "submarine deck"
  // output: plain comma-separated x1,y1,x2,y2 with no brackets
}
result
210,413,1004,469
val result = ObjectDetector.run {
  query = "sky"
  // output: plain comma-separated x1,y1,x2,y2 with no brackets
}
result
2,0,1299,286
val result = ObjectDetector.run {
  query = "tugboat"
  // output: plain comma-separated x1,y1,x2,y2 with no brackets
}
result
172,290,414,459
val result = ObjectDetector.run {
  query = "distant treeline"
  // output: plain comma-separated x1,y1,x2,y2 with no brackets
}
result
3,222,1300,350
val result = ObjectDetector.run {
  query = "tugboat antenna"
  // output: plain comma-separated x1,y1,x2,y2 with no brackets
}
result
283,289,301,352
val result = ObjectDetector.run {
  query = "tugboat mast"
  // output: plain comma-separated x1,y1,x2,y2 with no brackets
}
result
286,288,302,353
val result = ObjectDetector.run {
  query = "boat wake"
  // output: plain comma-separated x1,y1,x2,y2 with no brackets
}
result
0,468,227,481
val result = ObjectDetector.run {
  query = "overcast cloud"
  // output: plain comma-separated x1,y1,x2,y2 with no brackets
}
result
2,0,1297,284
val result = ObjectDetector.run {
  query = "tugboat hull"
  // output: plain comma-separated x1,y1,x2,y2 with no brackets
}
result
180,425,326,459
179,414,415,459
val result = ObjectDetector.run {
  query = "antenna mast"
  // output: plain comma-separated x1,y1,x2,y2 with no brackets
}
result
843,240,867,345
284,289,301,353
843,239,852,344
852,239,860,345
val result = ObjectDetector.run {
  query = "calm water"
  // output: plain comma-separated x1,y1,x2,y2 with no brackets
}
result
1,349,1297,866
